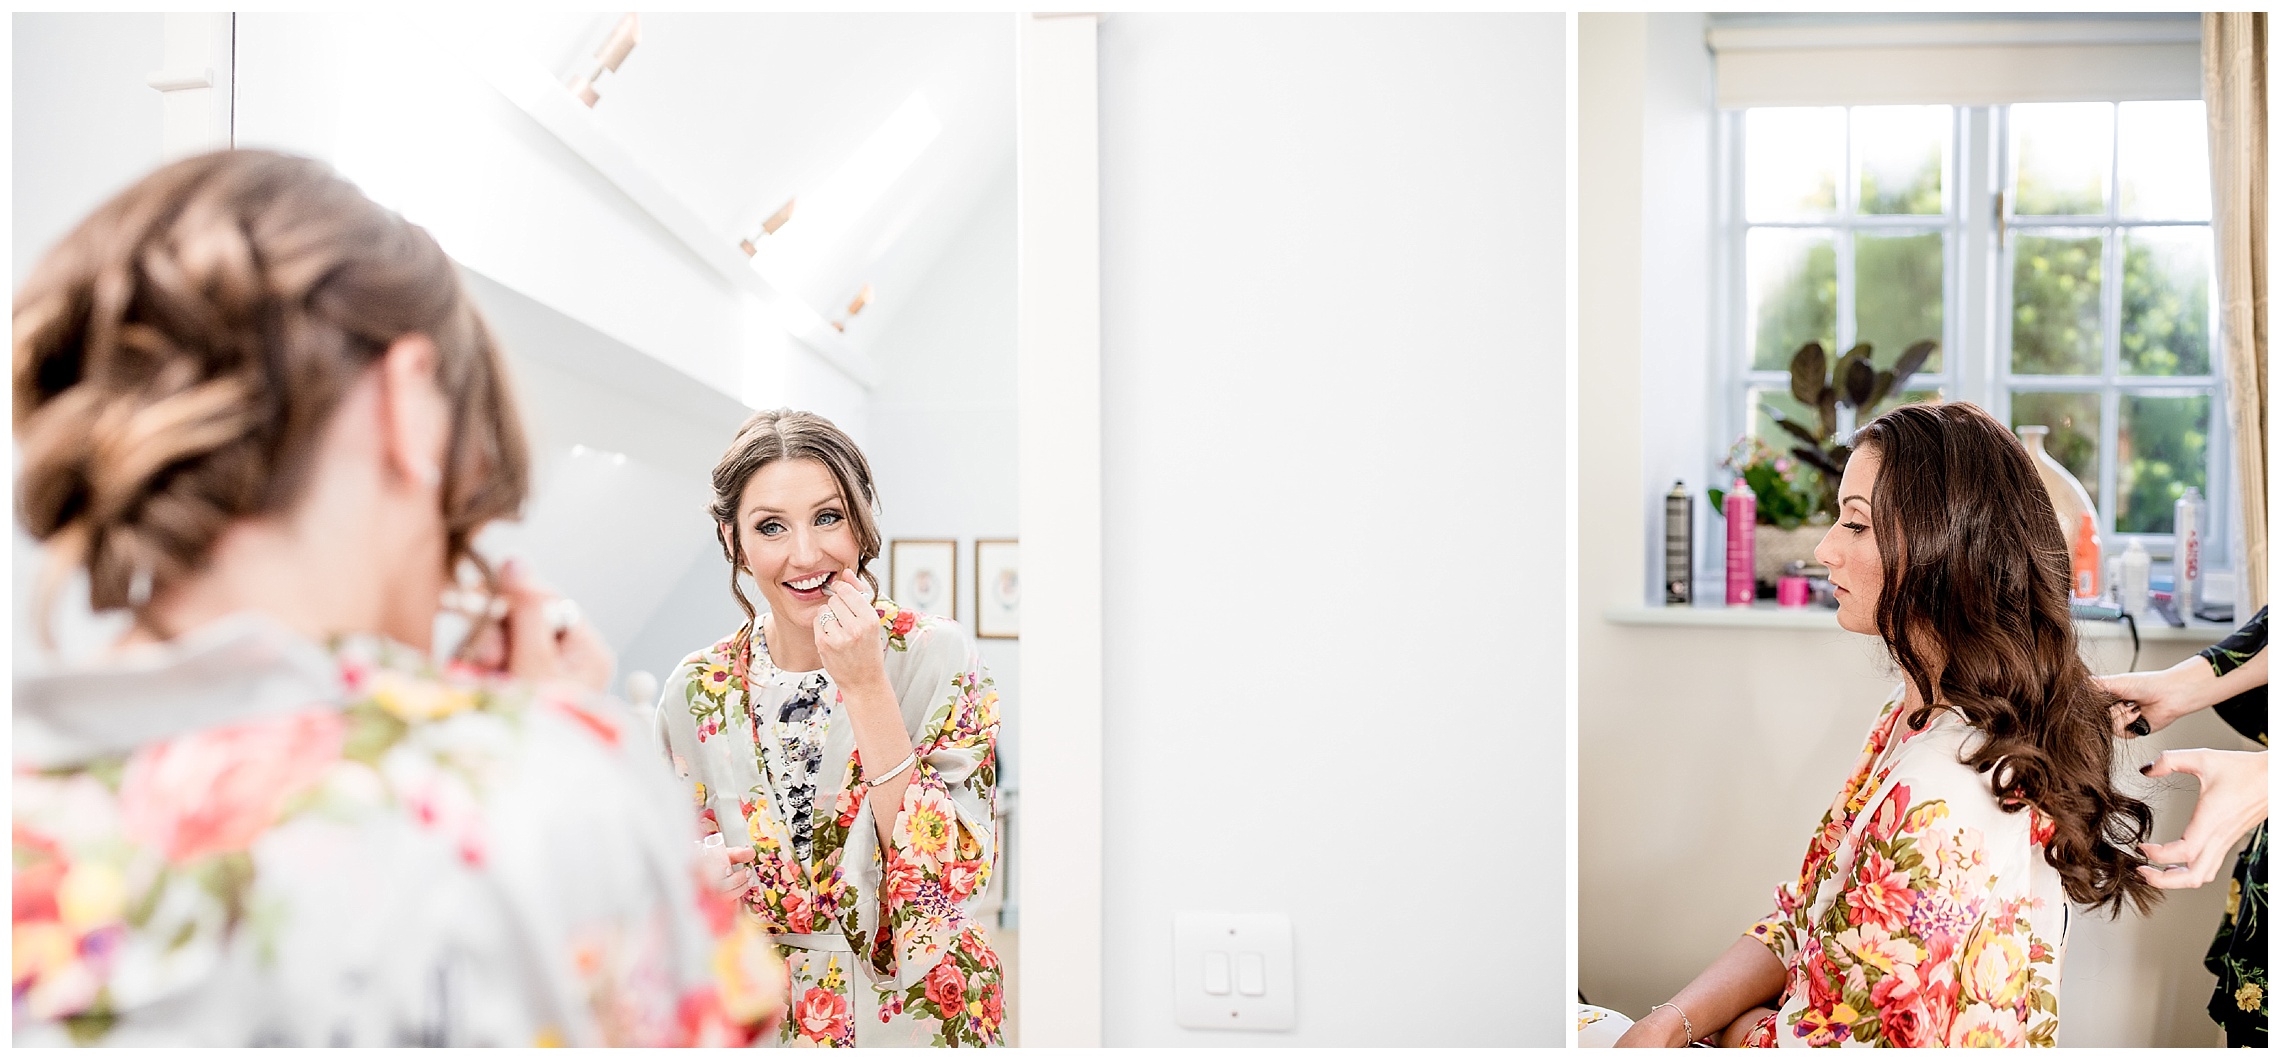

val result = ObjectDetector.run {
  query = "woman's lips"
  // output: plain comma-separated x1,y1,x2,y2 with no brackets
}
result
782,572,834,601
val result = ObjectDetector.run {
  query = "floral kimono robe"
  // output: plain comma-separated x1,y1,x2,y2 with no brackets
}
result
658,599,1003,1047
12,614,780,1047
1741,689,2067,1048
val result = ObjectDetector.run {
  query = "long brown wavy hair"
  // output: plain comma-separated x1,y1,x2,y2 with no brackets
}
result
1853,402,2157,915
14,149,530,639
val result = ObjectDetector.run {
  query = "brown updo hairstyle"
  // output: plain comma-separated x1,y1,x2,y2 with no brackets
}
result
708,408,882,621
1851,401,2158,915
14,149,530,638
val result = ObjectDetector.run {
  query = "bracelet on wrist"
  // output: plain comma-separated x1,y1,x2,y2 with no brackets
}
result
868,750,919,787
1647,1002,1697,1045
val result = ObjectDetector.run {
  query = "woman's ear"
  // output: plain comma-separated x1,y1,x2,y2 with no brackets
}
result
717,522,744,574
376,334,445,489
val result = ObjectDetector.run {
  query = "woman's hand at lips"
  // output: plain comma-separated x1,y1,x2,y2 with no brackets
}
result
813,568,889,695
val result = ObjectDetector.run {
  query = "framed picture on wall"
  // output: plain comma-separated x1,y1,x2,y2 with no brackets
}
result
889,539,957,619
973,538,1020,639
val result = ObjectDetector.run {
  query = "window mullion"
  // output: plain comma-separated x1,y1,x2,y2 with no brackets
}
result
1958,105,1995,411
1836,113,1857,355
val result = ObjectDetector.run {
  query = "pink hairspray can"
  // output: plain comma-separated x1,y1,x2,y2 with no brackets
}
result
1724,476,1756,605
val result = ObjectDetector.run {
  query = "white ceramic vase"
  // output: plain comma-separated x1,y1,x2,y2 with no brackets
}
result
2016,425,2095,552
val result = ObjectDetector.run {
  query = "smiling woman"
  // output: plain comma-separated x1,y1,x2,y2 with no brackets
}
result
653,408,1005,1047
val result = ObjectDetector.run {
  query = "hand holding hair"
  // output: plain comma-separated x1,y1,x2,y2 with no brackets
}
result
2137,748,2269,889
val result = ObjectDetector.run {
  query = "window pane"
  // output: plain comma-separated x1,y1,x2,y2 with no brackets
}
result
2118,100,2211,220
2118,393,2211,534
1748,228,1837,371
1855,232,1945,373
2010,392,2101,513
2012,102,2113,216
2011,231,2104,375
1855,106,1949,215
2121,227,2213,377
1747,108,1845,220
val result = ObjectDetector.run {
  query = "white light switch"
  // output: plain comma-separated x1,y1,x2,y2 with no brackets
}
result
1236,952,1266,996
1173,911,1295,1031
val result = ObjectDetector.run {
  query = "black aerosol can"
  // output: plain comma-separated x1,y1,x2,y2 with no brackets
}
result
1664,481,1693,605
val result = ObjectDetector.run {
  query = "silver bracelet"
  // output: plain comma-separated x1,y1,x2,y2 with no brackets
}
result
1648,1002,1696,1045
868,750,919,787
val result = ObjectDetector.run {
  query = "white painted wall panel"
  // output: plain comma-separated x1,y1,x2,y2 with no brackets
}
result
1095,13,1567,1046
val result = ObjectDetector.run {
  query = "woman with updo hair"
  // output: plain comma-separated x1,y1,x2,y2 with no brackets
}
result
12,149,782,1046
1594,402,2159,1048
654,408,1005,1047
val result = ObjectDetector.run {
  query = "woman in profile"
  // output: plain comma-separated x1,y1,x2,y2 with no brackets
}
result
655,409,1004,1047
1600,402,2157,1048
12,150,782,1046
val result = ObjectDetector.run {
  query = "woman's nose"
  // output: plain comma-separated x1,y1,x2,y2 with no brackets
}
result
1813,525,1839,568
788,526,822,565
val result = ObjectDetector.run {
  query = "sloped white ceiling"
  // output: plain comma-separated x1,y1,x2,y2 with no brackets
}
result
487,12,1014,353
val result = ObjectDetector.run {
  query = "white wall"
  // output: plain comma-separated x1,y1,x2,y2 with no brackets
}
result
1577,14,2250,1048
12,14,165,285
863,171,1022,783
1094,14,1567,1046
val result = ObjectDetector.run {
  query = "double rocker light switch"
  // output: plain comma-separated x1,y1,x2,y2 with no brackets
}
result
1173,911,1295,1031
1198,950,1267,997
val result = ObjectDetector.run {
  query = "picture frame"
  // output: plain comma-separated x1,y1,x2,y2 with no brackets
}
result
973,538,1020,639
888,539,958,619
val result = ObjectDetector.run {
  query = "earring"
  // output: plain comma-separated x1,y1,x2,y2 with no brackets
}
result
127,565,153,609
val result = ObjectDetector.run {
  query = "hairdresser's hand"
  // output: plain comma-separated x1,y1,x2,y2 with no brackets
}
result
2139,748,2269,889
2102,658,2221,737
1612,1006,1692,1048
814,569,889,697
491,558,613,693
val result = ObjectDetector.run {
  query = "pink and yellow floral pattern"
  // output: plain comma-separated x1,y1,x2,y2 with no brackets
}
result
1743,691,2066,1048
13,629,781,1047
663,599,1003,1047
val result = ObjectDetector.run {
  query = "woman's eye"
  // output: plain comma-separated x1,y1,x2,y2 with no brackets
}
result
816,511,843,527
756,520,784,536
1842,521,1870,533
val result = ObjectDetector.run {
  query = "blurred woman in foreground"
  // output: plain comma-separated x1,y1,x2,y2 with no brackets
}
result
11,149,782,1046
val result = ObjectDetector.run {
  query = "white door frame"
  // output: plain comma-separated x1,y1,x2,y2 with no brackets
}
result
1013,11,1104,1048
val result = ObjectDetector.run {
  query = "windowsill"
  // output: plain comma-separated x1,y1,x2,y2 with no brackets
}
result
1605,601,2236,644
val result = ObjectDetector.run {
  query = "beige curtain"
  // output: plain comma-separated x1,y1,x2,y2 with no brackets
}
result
2205,13,2268,613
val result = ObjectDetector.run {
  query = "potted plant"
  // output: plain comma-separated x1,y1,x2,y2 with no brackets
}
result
1764,339,1938,518
1709,436,1827,587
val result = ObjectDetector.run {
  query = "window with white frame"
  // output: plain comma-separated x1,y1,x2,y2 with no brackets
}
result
1719,98,2229,569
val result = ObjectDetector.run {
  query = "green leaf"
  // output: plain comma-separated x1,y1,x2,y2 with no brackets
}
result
124,866,168,929
1864,369,1895,414
1843,356,1877,408
1792,446,1841,478
1770,411,1823,449
341,707,408,767
1890,339,1937,391
1789,341,1827,405
1708,487,1727,516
